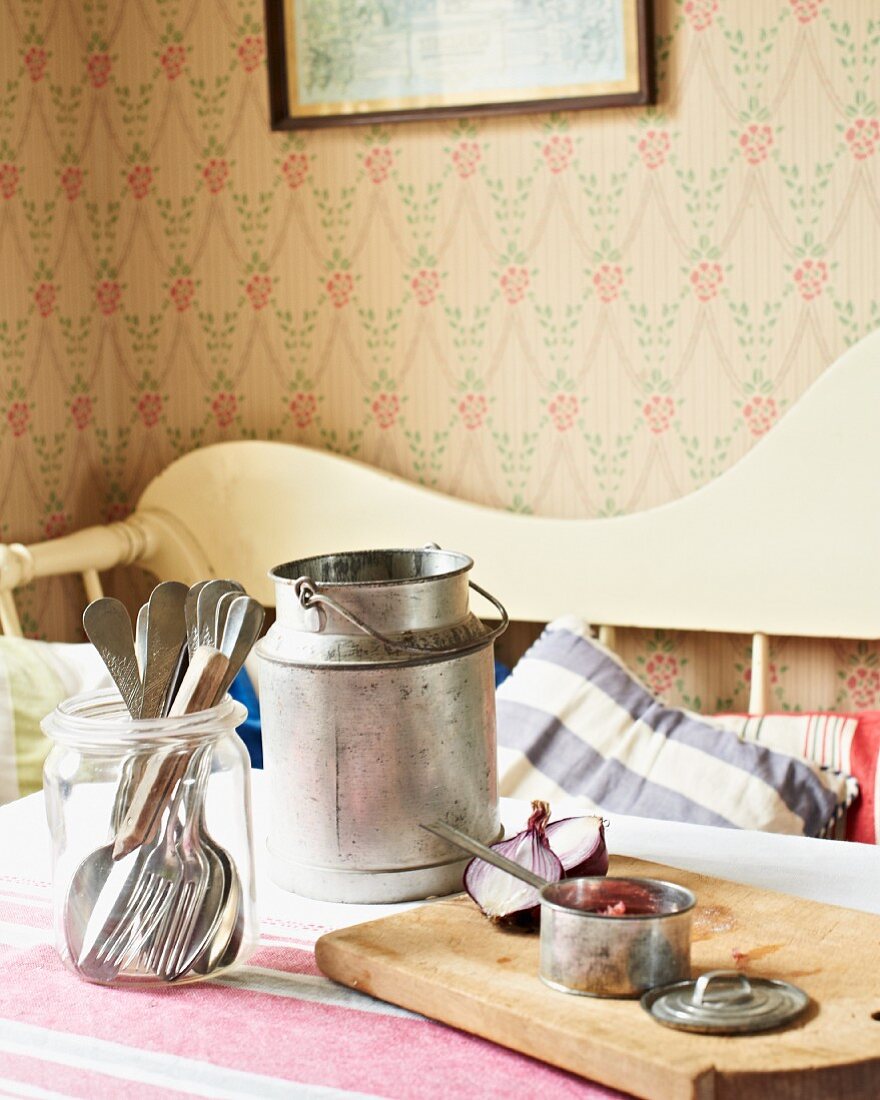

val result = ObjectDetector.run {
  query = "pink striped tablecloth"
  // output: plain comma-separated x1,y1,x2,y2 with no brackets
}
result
0,784,627,1100
3,779,880,1099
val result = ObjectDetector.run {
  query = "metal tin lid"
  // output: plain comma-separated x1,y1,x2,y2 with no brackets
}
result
641,969,810,1035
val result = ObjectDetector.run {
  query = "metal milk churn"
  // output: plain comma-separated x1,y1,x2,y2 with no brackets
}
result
257,546,508,903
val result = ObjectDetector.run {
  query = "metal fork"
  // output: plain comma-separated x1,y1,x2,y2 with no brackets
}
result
85,752,195,981
142,749,213,980
91,870,175,977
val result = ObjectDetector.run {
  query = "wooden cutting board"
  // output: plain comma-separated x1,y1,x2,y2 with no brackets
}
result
315,855,880,1100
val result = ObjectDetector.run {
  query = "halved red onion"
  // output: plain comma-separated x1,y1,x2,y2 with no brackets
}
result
464,802,609,926
463,801,562,923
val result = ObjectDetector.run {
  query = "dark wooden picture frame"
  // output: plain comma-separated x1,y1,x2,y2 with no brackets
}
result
265,1,654,132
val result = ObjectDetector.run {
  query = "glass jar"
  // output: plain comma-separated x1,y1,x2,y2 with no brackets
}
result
41,688,258,987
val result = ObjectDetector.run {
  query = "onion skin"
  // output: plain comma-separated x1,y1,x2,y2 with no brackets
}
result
463,803,608,929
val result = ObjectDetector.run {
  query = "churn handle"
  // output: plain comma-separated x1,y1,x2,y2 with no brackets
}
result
292,576,509,656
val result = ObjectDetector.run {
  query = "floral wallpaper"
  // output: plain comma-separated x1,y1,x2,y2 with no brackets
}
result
1,0,879,712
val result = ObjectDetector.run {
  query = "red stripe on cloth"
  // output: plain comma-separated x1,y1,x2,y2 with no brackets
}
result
248,944,323,975
0,898,52,929
0,1051,193,1100
261,915,331,936
0,946,627,1100
0,874,50,891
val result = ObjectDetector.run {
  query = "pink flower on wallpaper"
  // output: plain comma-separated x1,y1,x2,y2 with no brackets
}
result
245,273,272,310
60,165,83,202
43,513,68,538
548,394,579,432
202,158,230,194
34,282,56,318
87,53,111,88
160,44,187,81
592,263,624,304
542,134,573,174
844,118,880,161
95,280,121,316
637,129,671,170
137,392,163,427
237,35,265,73
326,271,354,308
364,146,393,184
684,0,718,31
689,261,724,302
789,0,824,24
410,269,440,306
6,402,30,437
212,392,238,428
739,124,774,165
642,394,676,434
500,265,529,304
458,393,488,430
70,394,93,431
24,46,47,82
845,666,880,709
281,152,309,190
371,393,399,429
169,277,195,312
127,165,153,200
742,394,778,436
451,141,481,180
0,163,20,200
644,652,679,696
289,392,317,429
792,258,828,301
744,663,779,687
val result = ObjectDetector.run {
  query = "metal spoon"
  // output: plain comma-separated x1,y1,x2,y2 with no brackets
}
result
184,581,209,659
422,820,548,890
139,581,188,719
83,599,142,717
190,761,243,976
192,850,241,976
196,580,243,650
216,595,265,698
213,590,240,650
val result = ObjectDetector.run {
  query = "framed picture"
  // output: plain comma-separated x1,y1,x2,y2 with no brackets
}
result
264,1,654,131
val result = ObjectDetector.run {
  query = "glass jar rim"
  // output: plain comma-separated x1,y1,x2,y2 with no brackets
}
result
41,687,247,749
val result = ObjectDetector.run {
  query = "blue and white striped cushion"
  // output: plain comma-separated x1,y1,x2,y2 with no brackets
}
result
496,617,853,838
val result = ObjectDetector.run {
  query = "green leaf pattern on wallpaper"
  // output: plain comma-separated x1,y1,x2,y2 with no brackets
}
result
0,0,878,708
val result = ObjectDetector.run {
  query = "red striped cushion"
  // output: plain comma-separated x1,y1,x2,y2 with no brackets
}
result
714,711,880,844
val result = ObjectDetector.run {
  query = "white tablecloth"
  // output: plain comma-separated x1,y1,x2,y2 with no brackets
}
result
1,775,878,1099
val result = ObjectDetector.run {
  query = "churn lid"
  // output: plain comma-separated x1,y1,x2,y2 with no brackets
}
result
641,969,810,1035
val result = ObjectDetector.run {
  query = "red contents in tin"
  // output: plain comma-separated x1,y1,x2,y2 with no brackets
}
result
597,901,628,916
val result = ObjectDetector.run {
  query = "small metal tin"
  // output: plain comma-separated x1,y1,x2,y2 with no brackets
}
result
641,969,811,1034
539,877,696,998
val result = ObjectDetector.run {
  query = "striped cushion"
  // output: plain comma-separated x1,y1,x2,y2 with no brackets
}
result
496,617,854,838
0,639,110,804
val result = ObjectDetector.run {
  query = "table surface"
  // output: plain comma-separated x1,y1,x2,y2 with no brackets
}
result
1,773,878,1100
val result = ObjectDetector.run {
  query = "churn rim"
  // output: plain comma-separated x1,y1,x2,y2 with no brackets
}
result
269,546,474,588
